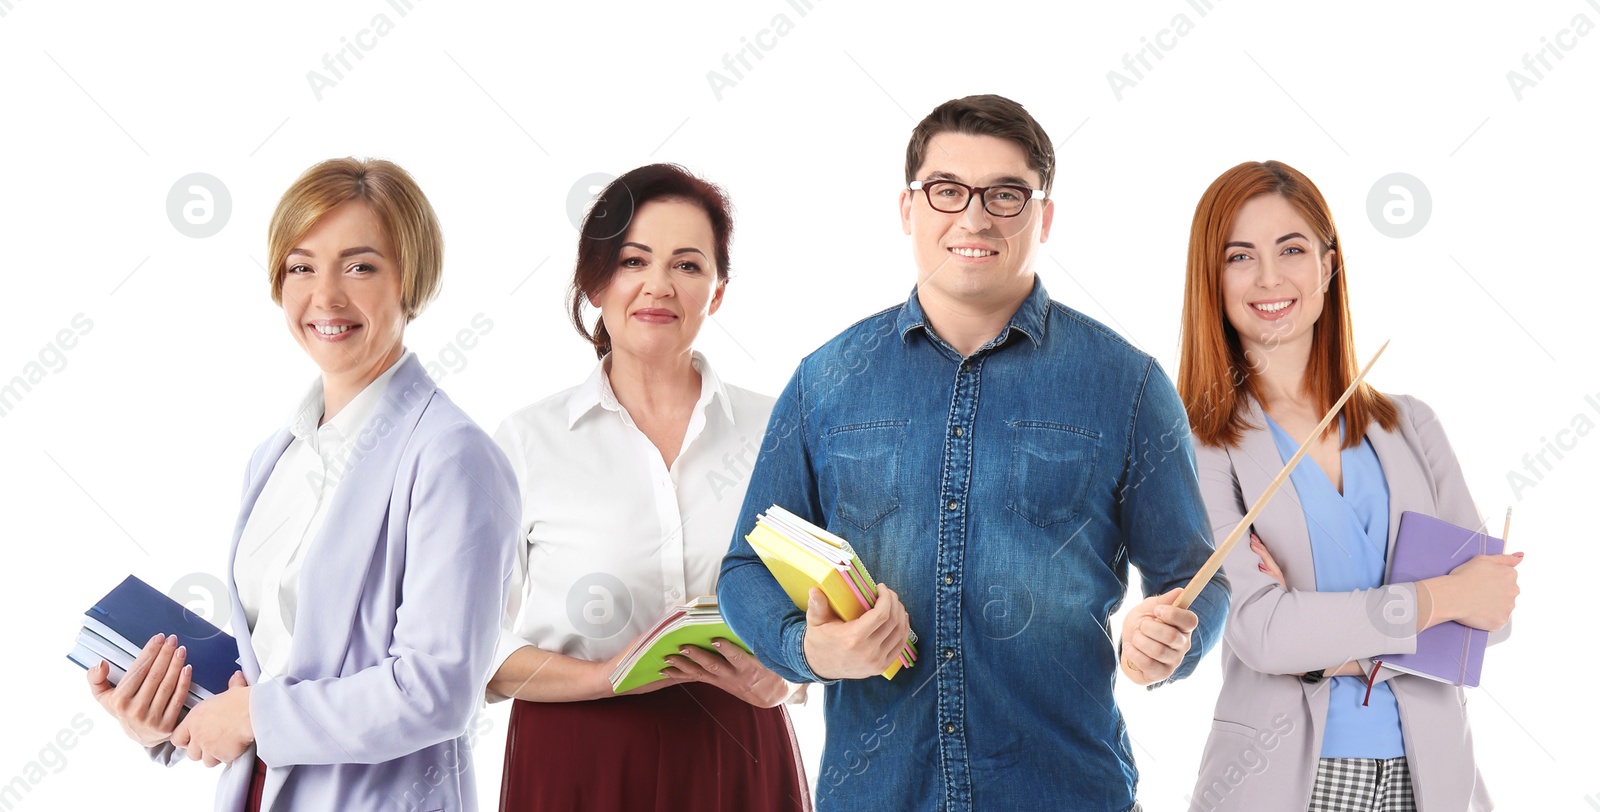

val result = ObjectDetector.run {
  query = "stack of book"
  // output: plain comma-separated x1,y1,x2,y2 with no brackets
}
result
67,575,240,708
746,505,917,679
609,597,752,693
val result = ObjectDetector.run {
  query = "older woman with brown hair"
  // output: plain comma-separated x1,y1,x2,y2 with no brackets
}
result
487,163,809,811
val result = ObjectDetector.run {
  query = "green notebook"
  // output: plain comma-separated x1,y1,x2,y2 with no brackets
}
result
609,597,753,693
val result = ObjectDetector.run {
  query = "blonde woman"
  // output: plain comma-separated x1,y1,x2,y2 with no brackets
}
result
86,158,519,811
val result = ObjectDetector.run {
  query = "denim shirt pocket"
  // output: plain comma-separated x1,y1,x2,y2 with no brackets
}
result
1006,420,1100,527
824,419,907,531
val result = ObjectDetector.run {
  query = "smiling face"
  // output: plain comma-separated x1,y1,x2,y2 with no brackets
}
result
900,132,1053,310
1220,193,1336,356
593,198,725,362
279,200,407,380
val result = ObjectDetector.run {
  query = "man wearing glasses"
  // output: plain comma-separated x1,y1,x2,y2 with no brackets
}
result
719,94,1229,811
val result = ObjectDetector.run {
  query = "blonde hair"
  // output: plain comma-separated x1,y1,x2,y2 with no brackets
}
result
267,158,443,321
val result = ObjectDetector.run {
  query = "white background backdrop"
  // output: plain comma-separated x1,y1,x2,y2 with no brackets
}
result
2,1,1596,809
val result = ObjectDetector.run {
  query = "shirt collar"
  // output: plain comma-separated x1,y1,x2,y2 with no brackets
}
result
289,350,414,444
565,350,734,429
896,274,1048,351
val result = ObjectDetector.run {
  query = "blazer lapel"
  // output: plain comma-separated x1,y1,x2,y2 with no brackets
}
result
1364,418,1434,578
226,428,293,683
282,355,438,678
1227,398,1319,591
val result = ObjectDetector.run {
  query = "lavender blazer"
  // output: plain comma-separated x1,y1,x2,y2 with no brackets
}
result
1189,394,1509,812
149,355,520,812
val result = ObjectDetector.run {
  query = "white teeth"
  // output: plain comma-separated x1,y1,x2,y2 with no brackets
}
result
315,324,354,335
1253,300,1293,313
950,247,997,258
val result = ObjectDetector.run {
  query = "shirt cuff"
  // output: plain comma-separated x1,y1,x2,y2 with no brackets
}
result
787,619,837,686
485,631,534,704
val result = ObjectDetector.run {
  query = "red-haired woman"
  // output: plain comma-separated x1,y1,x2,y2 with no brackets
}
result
1178,161,1520,811
486,164,810,811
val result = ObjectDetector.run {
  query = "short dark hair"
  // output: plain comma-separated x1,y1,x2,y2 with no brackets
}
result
904,94,1056,193
568,163,734,359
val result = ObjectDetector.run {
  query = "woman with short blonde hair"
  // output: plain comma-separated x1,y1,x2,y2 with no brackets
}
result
87,157,519,812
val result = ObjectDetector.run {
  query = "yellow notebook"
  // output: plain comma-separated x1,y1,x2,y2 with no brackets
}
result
745,505,917,679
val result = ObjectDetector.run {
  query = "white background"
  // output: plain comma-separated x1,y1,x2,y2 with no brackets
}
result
2,1,1596,809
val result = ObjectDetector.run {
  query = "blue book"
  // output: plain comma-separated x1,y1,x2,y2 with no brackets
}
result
67,575,240,702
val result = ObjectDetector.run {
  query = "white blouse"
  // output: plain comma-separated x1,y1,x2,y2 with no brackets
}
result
491,352,775,681
233,352,410,682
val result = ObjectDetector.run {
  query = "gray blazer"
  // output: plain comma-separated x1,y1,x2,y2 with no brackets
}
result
1189,394,1507,812
148,355,520,811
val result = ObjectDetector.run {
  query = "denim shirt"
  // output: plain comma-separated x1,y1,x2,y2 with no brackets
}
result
718,278,1230,812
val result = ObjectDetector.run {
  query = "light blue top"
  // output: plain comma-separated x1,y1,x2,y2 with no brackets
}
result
1265,414,1405,759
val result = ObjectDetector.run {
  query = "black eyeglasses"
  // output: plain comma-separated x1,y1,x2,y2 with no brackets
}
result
909,179,1046,218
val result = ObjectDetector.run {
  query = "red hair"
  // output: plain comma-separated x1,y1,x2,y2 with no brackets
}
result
1177,160,1396,449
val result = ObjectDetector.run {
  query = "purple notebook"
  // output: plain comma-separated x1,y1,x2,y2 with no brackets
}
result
1379,512,1504,687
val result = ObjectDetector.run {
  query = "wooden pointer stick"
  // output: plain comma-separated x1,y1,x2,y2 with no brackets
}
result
1174,339,1391,610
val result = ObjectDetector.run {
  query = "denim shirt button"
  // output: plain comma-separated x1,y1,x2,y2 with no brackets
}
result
943,573,954,585
946,499,958,511
945,723,956,734
952,425,963,437
943,647,955,659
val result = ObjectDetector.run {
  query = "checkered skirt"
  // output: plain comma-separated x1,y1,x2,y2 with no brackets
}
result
1307,757,1417,812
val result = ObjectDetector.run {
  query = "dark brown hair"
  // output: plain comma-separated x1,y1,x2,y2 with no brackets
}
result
1177,160,1397,449
569,164,734,359
904,94,1056,192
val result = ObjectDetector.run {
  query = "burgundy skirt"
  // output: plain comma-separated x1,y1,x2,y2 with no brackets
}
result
245,757,267,812
499,682,810,812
